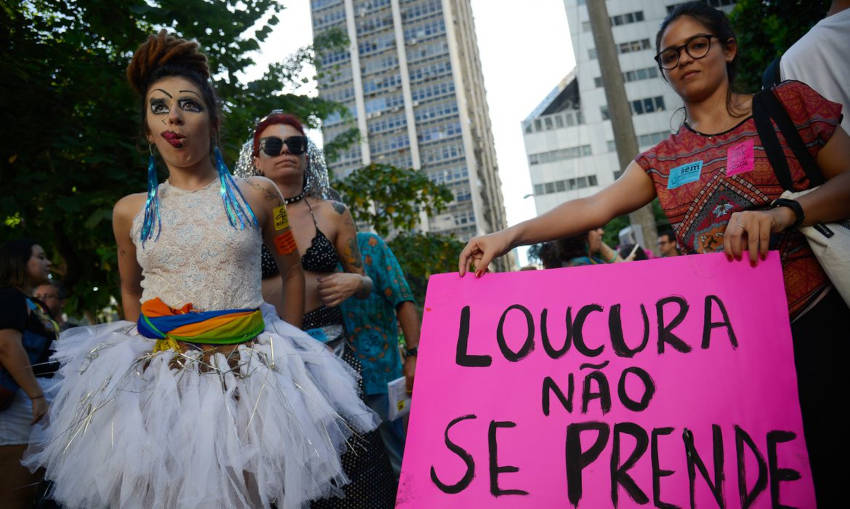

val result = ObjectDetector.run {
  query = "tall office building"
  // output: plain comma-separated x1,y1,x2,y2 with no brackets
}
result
522,0,735,216
311,0,513,271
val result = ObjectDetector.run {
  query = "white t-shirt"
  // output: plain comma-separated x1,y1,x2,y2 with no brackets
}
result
780,8,850,132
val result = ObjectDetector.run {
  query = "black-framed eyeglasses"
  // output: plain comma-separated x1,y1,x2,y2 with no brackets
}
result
259,136,309,156
654,34,718,70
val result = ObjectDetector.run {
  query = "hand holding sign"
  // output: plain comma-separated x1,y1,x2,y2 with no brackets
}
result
458,230,513,277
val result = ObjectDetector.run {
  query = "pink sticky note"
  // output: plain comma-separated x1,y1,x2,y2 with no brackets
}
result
726,138,755,176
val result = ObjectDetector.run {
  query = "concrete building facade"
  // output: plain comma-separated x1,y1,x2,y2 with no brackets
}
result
522,0,736,216
310,0,512,270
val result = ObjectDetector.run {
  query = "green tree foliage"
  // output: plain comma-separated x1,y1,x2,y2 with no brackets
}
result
332,163,459,305
729,0,829,92
387,233,465,307
0,0,352,317
332,163,453,237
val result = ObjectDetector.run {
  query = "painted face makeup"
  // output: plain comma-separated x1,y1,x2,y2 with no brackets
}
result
147,82,207,150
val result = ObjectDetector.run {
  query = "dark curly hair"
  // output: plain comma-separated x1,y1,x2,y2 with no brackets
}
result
126,30,221,140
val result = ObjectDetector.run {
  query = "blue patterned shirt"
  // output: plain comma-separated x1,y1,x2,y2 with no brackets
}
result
340,233,415,395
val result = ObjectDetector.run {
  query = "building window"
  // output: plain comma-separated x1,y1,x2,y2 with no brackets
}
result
555,115,564,128
594,66,659,88
588,48,597,60
606,140,616,152
582,20,591,32
544,117,553,130
668,0,735,13
637,130,670,147
528,144,593,165
534,174,599,195
618,38,651,54
603,96,666,119
610,10,644,26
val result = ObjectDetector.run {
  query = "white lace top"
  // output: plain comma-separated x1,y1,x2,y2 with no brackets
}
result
130,179,263,311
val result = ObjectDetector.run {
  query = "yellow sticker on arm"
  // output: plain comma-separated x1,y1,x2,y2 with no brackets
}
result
273,205,290,231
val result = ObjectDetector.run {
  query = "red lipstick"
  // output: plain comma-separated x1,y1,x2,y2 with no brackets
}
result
162,131,185,148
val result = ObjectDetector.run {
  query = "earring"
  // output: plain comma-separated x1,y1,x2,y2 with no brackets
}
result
140,144,162,245
213,146,258,230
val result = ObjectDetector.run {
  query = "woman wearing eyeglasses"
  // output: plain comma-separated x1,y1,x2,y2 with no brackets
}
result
242,113,397,508
23,32,383,508
459,2,849,501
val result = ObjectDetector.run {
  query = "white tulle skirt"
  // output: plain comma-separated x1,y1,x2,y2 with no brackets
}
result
23,304,379,509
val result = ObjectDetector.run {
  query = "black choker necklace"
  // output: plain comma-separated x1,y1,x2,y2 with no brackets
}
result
284,191,304,205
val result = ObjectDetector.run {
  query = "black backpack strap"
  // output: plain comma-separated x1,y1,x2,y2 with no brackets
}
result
760,88,824,186
761,56,782,90
752,92,795,191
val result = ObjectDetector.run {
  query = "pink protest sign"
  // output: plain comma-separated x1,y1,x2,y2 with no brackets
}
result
397,252,814,508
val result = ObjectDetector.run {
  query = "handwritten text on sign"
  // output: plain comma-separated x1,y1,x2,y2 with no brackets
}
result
397,253,814,508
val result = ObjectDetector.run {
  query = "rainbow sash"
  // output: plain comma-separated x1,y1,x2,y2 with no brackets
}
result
138,298,265,351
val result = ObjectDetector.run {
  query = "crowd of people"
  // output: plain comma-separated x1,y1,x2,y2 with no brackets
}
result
1,1,847,507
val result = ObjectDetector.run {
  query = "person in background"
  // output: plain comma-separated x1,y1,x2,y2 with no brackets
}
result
618,243,649,261
340,232,420,478
240,113,396,508
33,281,74,331
0,239,57,509
775,0,849,132
656,230,680,257
536,241,562,269
559,228,623,266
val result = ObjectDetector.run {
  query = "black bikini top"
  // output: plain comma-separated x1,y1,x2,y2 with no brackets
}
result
261,198,340,279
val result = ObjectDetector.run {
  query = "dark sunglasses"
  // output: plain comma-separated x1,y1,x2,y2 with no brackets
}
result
654,34,719,70
259,135,309,156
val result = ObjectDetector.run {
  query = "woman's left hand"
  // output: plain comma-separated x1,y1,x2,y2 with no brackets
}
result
723,208,795,265
317,273,365,307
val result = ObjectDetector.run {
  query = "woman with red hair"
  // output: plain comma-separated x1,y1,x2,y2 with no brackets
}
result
240,111,397,508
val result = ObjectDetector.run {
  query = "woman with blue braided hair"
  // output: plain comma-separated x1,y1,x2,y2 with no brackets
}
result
23,30,380,508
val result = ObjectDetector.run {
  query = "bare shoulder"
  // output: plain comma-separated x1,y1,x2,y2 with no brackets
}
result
328,199,349,216
113,193,147,223
239,176,283,204
312,198,351,224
